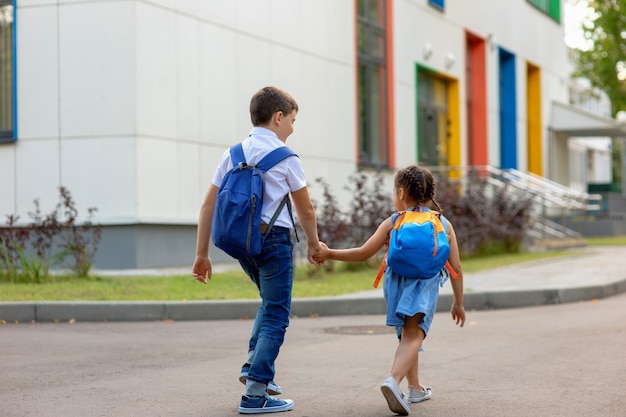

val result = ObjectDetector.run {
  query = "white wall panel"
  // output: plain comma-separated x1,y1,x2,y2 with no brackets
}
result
17,0,54,6
59,137,137,220
323,0,354,63
297,1,330,58
14,139,60,218
323,62,356,161
197,23,239,146
268,44,301,95
136,137,178,219
16,5,59,140
136,2,177,139
234,36,273,110
198,144,225,195
176,14,200,142
0,147,16,218
58,1,135,137
197,0,236,27
236,0,271,40
176,142,201,221
394,83,417,168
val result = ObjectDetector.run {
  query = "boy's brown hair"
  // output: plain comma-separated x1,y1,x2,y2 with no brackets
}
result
249,86,299,126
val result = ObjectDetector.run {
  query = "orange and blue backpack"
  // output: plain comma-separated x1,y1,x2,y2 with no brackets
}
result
373,206,458,287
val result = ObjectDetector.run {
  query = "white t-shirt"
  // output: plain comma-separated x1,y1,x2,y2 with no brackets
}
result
212,127,307,229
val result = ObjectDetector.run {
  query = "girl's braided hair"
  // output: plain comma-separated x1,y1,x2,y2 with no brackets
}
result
394,165,442,213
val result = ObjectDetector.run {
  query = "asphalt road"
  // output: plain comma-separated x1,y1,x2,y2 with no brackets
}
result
1,292,625,417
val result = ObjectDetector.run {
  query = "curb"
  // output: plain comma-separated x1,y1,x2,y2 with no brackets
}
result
2,278,626,323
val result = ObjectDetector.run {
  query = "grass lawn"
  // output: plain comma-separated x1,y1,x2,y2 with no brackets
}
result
1,235,624,302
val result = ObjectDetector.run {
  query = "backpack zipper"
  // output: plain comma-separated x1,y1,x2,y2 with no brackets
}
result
247,194,256,253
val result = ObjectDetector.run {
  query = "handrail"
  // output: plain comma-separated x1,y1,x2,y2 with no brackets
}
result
430,165,602,212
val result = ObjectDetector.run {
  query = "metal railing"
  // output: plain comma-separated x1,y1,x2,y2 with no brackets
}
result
430,165,598,242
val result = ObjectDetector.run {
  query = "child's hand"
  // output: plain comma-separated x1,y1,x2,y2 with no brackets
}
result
312,241,330,263
192,255,212,284
451,304,465,327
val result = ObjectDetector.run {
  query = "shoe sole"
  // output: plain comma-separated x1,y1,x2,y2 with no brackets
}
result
380,383,410,415
239,375,282,396
238,401,294,414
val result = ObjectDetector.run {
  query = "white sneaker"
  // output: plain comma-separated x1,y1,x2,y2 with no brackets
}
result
380,376,410,415
408,385,432,403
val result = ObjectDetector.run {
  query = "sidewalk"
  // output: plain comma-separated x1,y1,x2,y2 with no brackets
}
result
2,246,625,323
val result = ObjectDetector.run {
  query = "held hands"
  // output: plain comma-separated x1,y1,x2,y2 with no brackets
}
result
307,241,330,266
312,241,330,264
192,255,212,284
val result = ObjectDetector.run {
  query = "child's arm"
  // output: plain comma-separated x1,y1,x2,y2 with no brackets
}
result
291,186,322,265
321,217,392,263
192,184,219,284
446,220,466,327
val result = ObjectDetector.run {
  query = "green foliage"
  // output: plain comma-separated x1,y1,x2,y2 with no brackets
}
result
570,0,626,190
310,169,534,259
436,172,535,257
0,249,591,302
571,0,626,116
0,187,102,282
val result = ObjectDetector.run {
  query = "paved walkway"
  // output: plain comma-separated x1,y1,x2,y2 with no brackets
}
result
1,246,625,323
2,293,625,417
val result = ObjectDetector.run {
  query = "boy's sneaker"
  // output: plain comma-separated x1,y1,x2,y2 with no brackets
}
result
239,363,283,395
408,385,432,403
238,394,294,414
380,376,410,416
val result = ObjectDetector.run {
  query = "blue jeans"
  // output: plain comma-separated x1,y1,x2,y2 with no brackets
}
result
238,226,293,393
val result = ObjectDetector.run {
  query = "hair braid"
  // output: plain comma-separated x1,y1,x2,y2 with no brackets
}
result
394,165,442,213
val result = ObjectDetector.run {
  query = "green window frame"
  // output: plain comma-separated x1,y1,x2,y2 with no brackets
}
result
0,0,16,142
527,0,560,23
357,0,389,168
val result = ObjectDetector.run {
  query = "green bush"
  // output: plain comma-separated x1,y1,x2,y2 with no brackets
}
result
0,187,102,282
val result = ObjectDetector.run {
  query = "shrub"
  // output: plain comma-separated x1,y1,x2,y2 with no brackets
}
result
307,169,535,262
0,187,102,282
436,172,535,257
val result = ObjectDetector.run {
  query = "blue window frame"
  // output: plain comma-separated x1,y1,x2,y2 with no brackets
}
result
429,0,445,12
0,0,16,143
499,48,517,170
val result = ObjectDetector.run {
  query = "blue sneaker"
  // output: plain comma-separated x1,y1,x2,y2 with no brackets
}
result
239,363,283,395
238,394,294,414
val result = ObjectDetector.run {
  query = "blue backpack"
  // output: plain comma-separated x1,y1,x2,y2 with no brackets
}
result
386,206,450,279
212,143,298,259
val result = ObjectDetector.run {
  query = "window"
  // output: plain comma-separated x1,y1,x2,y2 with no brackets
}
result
0,0,15,142
357,0,390,167
527,0,560,23
428,0,445,12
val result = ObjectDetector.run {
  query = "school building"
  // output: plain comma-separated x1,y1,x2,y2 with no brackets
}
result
1,0,625,269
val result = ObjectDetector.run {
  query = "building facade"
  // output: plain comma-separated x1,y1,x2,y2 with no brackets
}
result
1,0,621,268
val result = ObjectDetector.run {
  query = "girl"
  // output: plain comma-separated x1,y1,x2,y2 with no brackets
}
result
313,165,465,415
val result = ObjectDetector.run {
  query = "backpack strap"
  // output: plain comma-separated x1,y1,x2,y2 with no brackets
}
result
229,143,247,166
437,214,460,279
256,146,300,242
257,146,297,172
372,244,387,288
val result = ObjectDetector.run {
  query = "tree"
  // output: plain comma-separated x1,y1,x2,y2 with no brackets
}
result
571,0,626,190
571,0,626,116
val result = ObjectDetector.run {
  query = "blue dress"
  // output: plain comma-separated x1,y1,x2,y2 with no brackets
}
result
383,267,449,339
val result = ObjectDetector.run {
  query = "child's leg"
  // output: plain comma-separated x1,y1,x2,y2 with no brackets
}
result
405,352,420,388
390,313,425,383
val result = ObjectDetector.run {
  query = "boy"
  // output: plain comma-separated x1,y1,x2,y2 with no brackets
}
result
192,86,322,414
